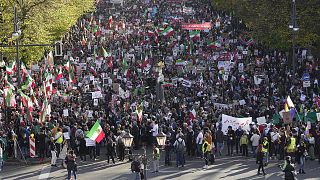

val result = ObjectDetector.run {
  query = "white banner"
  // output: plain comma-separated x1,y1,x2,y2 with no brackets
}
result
221,114,252,135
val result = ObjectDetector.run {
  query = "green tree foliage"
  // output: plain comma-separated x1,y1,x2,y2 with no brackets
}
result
0,0,95,64
212,0,320,54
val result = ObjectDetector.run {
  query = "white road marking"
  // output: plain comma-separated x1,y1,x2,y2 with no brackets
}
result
38,165,52,180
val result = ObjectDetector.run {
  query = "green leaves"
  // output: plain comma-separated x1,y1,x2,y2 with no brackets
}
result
212,0,320,53
0,0,95,64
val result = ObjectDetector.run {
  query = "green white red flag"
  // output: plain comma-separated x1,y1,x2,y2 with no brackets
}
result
6,61,16,75
86,120,105,143
160,27,174,37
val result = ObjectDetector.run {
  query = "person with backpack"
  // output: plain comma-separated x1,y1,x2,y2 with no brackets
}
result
173,135,185,168
65,150,77,180
116,133,125,161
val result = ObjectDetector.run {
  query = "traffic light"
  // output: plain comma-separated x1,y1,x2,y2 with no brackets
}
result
54,41,63,56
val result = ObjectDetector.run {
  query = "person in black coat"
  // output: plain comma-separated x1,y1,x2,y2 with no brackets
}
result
65,150,77,180
37,130,46,161
282,156,296,180
79,136,87,161
106,136,115,164
227,126,235,156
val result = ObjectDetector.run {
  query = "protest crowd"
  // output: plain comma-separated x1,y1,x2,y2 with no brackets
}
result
0,0,320,179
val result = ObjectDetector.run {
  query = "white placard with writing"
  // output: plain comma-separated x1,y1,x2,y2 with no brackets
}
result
63,109,69,117
221,114,252,135
85,138,96,146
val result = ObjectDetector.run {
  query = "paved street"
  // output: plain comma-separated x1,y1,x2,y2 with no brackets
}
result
1,153,320,180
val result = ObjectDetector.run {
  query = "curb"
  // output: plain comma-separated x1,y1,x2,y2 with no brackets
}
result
4,159,51,166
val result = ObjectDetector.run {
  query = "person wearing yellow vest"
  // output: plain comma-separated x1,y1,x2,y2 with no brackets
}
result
261,137,269,165
286,133,296,163
152,145,160,173
202,139,211,169
54,128,64,157
240,131,249,157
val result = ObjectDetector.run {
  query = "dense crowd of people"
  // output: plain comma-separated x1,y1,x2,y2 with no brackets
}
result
0,0,320,179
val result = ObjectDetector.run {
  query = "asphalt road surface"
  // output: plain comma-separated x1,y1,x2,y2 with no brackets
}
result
1,152,320,180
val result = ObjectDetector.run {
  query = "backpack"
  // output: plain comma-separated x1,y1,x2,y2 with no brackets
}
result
131,160,140,172
175,140,184,152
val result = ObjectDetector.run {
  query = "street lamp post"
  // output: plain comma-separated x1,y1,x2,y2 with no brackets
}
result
13,6,21,88
289,0,299,76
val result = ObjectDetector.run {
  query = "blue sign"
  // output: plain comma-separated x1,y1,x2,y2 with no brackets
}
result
303,73,310,81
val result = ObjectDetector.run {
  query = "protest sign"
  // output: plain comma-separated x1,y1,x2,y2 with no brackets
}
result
94,99,98,106
282,112,292,124
63,109,69,117
85,138,96,146
181,22,212,30
221,114,252,135
91,91,102,99
317,113,320,121
256,116,266,125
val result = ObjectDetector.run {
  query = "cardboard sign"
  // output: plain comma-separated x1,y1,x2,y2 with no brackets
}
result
282,112,292,124
221,114,252,135
85,138,96,146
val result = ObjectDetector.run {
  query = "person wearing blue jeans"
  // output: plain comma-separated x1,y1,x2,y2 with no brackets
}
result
174,137,185,167
217,142,224,156
176,151,184,167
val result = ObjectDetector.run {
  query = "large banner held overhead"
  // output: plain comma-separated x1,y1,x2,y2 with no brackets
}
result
221,114,252,135
181,23,212,30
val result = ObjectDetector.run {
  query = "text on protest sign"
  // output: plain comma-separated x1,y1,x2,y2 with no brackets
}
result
221,114,252,135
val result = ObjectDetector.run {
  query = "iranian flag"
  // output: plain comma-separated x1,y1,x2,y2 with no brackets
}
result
21,74,35,90
64,59,70,71
18,90,33,112
161,27,174,37
175,59,185,66
87,121,105,143
135,101,144,122
189,31,200,41
108,16,113,28
55,66,63,81
6,61,16,75
207,40,217,49
108,55,113,69
39,100,48,123
69,64,76,84
122,50,130,78
21,62,28,75
4,87,16,108
189,109,197,120
90,66,97,76
102,46,109,58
